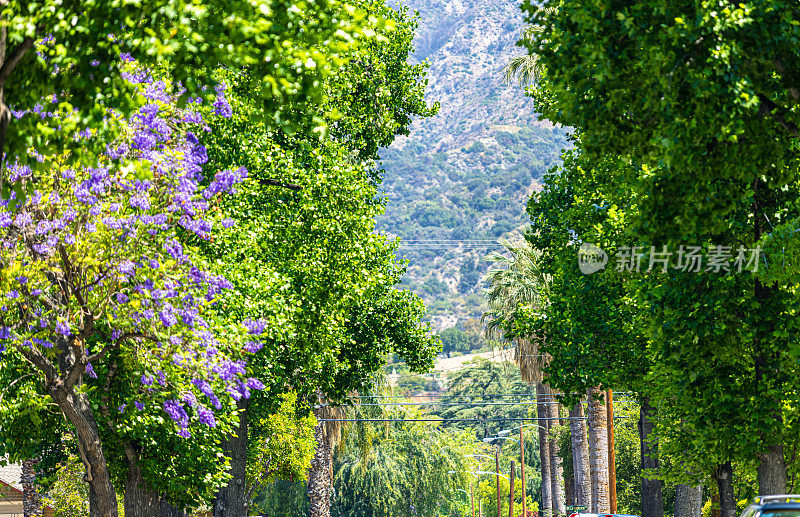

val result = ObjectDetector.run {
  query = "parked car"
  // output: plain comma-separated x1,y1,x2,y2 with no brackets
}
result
740,495,800,517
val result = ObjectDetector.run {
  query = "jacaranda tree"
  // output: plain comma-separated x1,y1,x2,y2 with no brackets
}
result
0,60,267,516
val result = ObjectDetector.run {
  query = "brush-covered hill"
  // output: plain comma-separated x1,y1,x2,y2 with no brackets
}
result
377,0,569,330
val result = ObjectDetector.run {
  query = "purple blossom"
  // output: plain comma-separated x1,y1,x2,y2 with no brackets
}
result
134,401,144,410
163,399,189,428
141,374,154,386
245,377,265,390
56,320,71,336
243,341,263,353
197,405,216,427
85,362,98,378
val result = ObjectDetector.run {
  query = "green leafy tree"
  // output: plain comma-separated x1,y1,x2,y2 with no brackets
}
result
521,0,800,495
0,0,358,170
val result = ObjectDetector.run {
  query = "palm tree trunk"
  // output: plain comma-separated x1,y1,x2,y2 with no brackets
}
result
308,405,335,517
537,382,553,517
22,458,42,517
547,397,566,515
569,402,591,509
587,387,609,513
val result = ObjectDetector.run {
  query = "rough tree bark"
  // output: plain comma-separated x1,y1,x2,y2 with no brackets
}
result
638,397,663,517
674,485,702,517
124,462,189,517
214,398,249,517
569,402,592,509
48,386,119,517
308,412,333,517
713,463,736,517
587,387,609,513
22,458,42,517
537,381,553,517
547,398,566,515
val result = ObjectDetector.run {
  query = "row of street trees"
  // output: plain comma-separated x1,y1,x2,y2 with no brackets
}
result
494,1,800,517
0,1,441,516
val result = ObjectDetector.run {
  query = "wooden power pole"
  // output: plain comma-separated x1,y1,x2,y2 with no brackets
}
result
496,448,502,517
471,481,476,517
520,427,527,517
509,460,516,517
607,388,618,513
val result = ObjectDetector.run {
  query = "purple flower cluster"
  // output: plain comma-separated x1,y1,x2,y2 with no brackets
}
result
0,57,263,439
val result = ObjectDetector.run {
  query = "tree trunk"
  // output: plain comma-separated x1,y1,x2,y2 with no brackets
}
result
753,179,788,495
49,387,118,517
713,463,736,517
214,398,249,517
757,446,787,496
565,469,574,508
547,396,566,515
125,463,189,517
308,412,333,517
639,397,663,517
569,403,592,509
22,458,42,517
587,387,609,513
537,382,553,517
607,390,617,513
674,484,702,517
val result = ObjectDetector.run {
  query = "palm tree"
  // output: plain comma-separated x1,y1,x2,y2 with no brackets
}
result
587,388,610,513
503,25,545,87
569,400,592,509
308,393,346,517
483,239,566,516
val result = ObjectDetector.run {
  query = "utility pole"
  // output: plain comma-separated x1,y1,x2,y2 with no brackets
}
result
520,427,527,517
607,388,617,513
471,481,476,517
509,460,516,517
496,448,502,517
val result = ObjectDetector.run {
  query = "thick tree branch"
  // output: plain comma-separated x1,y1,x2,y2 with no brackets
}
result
0,37,33,87
757,93,800,138
259,178,303,191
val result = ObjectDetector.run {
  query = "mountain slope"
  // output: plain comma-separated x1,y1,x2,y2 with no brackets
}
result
377,0,569,329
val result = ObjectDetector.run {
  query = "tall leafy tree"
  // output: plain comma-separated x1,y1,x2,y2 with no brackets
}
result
521,0,800,494
197,2,439,515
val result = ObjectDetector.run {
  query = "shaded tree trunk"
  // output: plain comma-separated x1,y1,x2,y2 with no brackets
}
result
125,463,189,517
22,458,42,517
753,179,788,495
713,463,736,517
674,485,702,517
547,397,566,515
639,397,663,517
537,382,553,517
214,398,249,517
569,403,592,509
587,387,609,513
308,410,334,517
49,386,118,517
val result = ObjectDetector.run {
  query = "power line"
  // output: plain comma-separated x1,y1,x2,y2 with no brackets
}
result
320,416,630,422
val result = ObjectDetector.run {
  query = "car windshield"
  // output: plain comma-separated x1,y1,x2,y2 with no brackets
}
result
762,511,800,517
